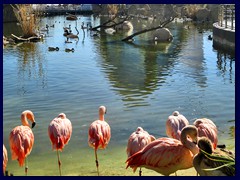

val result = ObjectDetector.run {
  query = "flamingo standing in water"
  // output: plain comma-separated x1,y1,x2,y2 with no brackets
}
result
88,106,111,176
126,125,199,176
48,113,72,176
9,110,36,175
165,111,218,149
193,137,235,176
3,144,8,175
126,127,156,176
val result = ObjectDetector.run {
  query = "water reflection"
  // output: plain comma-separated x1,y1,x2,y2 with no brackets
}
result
216,51,235,84
15,43,47,95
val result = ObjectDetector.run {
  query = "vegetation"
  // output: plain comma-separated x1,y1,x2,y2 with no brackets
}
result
11,4,40,38
107,4,119,18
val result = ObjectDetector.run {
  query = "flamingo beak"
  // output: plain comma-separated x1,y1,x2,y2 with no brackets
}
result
32,121,36,128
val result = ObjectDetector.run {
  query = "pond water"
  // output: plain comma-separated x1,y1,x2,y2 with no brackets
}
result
3,15,235,176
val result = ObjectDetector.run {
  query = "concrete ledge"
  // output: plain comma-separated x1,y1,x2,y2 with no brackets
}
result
213,22,235,54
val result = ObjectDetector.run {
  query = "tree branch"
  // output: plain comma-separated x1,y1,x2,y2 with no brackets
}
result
122,16,176,42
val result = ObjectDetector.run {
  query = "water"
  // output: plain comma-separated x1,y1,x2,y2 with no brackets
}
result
3,15,235,176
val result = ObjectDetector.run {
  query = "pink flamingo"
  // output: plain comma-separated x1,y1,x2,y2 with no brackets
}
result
126,127,156,176
9,110,36,175
193,118,218,149
3,144,8,175
48,113,72,176
166,111,218,149
166,111,189,140
126,125,199,176
88,106,111,176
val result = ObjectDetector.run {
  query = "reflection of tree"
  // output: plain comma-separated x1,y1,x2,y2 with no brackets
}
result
94,33,173,107
17,43,47,95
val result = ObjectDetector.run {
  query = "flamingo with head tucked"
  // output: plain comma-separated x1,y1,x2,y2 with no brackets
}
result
126,125,199,176
165,111,218,149
126,127,156,176
88,106,111,176
9,110,36,175
193,118,218,149
48,113,72,176
166,111,189,140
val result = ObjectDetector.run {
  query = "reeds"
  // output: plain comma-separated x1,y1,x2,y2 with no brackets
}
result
107,4,119,18
11,4,40,38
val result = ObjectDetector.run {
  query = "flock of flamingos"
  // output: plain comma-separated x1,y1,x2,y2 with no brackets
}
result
3,106,235,176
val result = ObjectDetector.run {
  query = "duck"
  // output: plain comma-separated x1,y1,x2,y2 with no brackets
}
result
40,24,49,32
65,48,74,52
208,35,213,40
63,24,71,31
48,47,59,51
66,27,79,39
193,137,235,176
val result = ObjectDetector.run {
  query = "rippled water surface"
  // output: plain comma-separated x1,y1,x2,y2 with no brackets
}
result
3,15,235,176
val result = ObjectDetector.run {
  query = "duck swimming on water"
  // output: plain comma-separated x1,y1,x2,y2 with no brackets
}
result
48,47,59,51
65,48,74,52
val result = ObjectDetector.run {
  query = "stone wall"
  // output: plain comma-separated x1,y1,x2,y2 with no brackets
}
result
213,22,235,54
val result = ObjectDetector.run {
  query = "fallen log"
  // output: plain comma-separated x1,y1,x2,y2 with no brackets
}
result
91,16,128,31
11,34,42,42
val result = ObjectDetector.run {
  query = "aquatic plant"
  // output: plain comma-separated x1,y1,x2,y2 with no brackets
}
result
10,4,40,38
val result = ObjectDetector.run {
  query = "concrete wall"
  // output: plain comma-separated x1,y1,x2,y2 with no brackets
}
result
213,22,235,54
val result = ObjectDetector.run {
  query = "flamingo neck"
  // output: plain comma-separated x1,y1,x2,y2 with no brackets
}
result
181,126,199,155
99,114,104,121
181,135,199,155
21,110,34,127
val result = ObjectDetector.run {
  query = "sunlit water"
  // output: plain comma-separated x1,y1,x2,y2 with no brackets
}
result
3,15,235,176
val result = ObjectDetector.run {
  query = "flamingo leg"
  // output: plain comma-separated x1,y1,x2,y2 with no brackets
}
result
57,150,62,176
25,157,28,176
94,149,100,176
139,167,142,176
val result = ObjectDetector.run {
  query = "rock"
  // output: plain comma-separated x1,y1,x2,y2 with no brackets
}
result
152,28,173,42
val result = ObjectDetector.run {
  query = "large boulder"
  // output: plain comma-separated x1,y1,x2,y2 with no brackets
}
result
152,28,173,42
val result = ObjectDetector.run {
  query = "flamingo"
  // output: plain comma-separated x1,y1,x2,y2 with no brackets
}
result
126,125,199,176
48,113,72,176
126,127,156,176
88,106,111,176
166,111,189,140
3,144,8,175
193,118,218,149
9,110,36,175
193,137,235,176
165,111,218,149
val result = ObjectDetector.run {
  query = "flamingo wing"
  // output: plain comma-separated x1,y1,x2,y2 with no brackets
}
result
3,144,8,173
127,127,155,157
48,117,72,151
166,112,189,140
194,119,218,149
9,126,34,166
126,137,194,176
88,120,111,150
